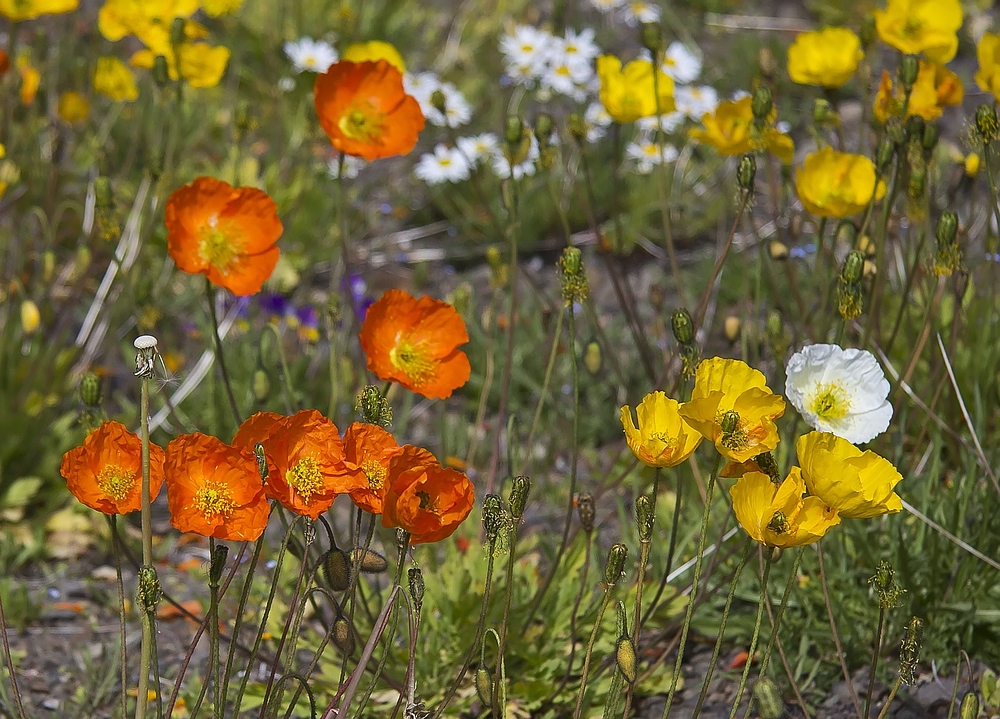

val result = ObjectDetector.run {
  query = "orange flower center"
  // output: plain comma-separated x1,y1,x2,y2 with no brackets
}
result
193,480,235,520
389,338,436,386
361,459,386,490
339,104,385,144
199,216,245,274
416,490,438,513
97,464,137,502
286,457,324,504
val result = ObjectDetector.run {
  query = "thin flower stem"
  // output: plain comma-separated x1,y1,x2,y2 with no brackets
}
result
641,478,683,629
690,538,753,719
136,369,154,719
659,462,720,719
525,306,566,457
865,607,887,719
818,543,863,719
205,278,242,425
545,531,593,705
492,524,523,716
0,568,26,719
108,515,129,719
525,305,579,622
572,584,616,719
222,537,265,710
693,194,750,332
874,677,903,719
265,323,297,413
651,60,688,307
727,547,775,719
208,538,223,718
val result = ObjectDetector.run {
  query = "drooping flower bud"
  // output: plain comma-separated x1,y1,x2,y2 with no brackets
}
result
475,668,493,705
333,617,355,655
958,692,980,719
604,543,628,587
584,341,602,376
322,549,352,592
430,89,447,116
252,367,271,404
640,22,663,57
616,636,638,683
505,115,524,147
351,548,389,573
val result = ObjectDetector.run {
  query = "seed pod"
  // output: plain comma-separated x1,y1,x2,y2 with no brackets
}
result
351,549,389,573
635,495,654,541
605,543,628,587
558,246,589,305
616,637,638,683
577,493,596,533
482,494,505,543
322,549,352,592
936,212,958,247
254,443,269,481
753,678,785,719
509,475,531,519
209,543,229,586
671,308,694,345
333,617,355,656
136,565,162,613
737,154,756,191
751,86,773,122
958,692,979,719
475,668,493,705
898,616,924,685
408,567,424,611
900,54,919,92
79,372,102,408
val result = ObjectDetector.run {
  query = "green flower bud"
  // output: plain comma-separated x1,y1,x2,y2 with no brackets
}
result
408,567,424,611
671,308,694,345
976,105,1000,144
751,86,773,123
859,15,877,48
355,385,392,428
475,668,493,705
640,22,663,57
900,55,919,92
333,617,355,656
616,637,638,683
170,17,186,46
615,599,628,637
921,122,939,152
604,543,628,587
765,310,782,339
136,565,162,614
509,475,531,519
322,549,352,592
876,139,895,170
737,153,756,191
577,493,596,533
505,115,524,147
836,220,857,247
958,692,980,719
936,212,958,247
635,495,654,542
152,55,171,87
79,372,102,408
842,250,865,284
753,678,785,719
535,112,554,144
430,89,447,115
94,176,113,207
350,548,389,573
812,98,835,126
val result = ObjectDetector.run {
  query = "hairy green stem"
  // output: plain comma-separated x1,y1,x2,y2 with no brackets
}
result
572,584,617,719
727,547,774,719
865,607,887,719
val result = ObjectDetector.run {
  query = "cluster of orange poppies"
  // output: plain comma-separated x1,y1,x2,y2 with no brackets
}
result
60,410,474,544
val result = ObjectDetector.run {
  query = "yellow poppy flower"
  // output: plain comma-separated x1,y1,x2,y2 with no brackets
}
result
873,0,962,64
731,469,840,548
201,0,242,16
597,54,675,123
130,42,230,89
0,0,77,21
787,27,863,88
975,32,1000,102
688,97,794,164
94,56,139,102
342,41,406,73
679,357,786,463
58,91,90,125
17,56,40,106
99,0,200,55
620,391,702,468
873,62,963,123
795,147,886,218
796,431,902,519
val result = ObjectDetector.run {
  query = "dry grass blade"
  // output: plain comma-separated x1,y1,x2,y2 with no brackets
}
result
901,500,1000,573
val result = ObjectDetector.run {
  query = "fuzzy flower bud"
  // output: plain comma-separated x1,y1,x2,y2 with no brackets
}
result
322,549,352,592
842,250,865,284
475,668,493,705
558,246,589,305
958,692,980,719
616,636,638,683
505,115,524,147
430,89,447,115
936,212,958,247
869,560,905,609
79,372,103,408
577,493,595,533
751,86,773,124
635,495,654,542
604,543,628,587
252,368,271,403
333,617,355,655
355,385,392,428
836,220,857,247
671,308,694,345
136,565,162,613
209,543,229,586
509,475,531,520
584,341,602,376
898,616,924,685
152,55,170,87
975,105,999,145
900,55,919,92
640,23,663,57
737,154,756,193
351,548,389,573
535,113,554,144
408,567,424,612
753,678,785,719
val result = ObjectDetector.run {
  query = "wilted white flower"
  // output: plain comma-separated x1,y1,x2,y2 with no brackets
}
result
284,38,338,73
626,139,678,174
457,134,500,164
622,0,660,25
491,136,539,180
675,85,719,119
785,343,893,445
327,155,366,180
424,82,473,128
415,145,472,185
663,42,701,84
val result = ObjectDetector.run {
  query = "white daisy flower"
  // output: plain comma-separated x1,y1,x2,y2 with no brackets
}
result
414,145,472,185
541,58,591,96
662,42,701,84
636,111,686,135
457,133,500,164
404,71,442,115
560,27,600,64
622,0,660,26
284,38,338,74
784,343,893,445
423,82,473,128
499,25,552,81
675,85,719,119
327,155,365,180
626,139,678,174
590,0,624,11
491,136,540,180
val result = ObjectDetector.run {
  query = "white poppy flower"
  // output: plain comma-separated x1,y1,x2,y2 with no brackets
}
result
785,343,893,444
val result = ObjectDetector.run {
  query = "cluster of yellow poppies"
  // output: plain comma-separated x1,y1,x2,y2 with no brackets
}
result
620,357,903,549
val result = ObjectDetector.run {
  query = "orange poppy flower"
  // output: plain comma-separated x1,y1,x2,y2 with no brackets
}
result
164,176,283,296
343,422,404,515
234,409,366,519
164,433,270,541
313,60,425,161
359,289,471,399
382,445,475,544
59,421,165,515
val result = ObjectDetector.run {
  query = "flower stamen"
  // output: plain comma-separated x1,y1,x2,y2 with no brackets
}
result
97,464,137,502
193,480,235,520
286,457,324,504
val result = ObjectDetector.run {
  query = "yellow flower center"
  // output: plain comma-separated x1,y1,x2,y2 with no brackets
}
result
339,104,385,143
361,459,386,490
193,480,235,520
286,457,324,504
808,382,851,421
97,464,137,502
199,216,244,274
439,158,452,166
389,338,436,385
